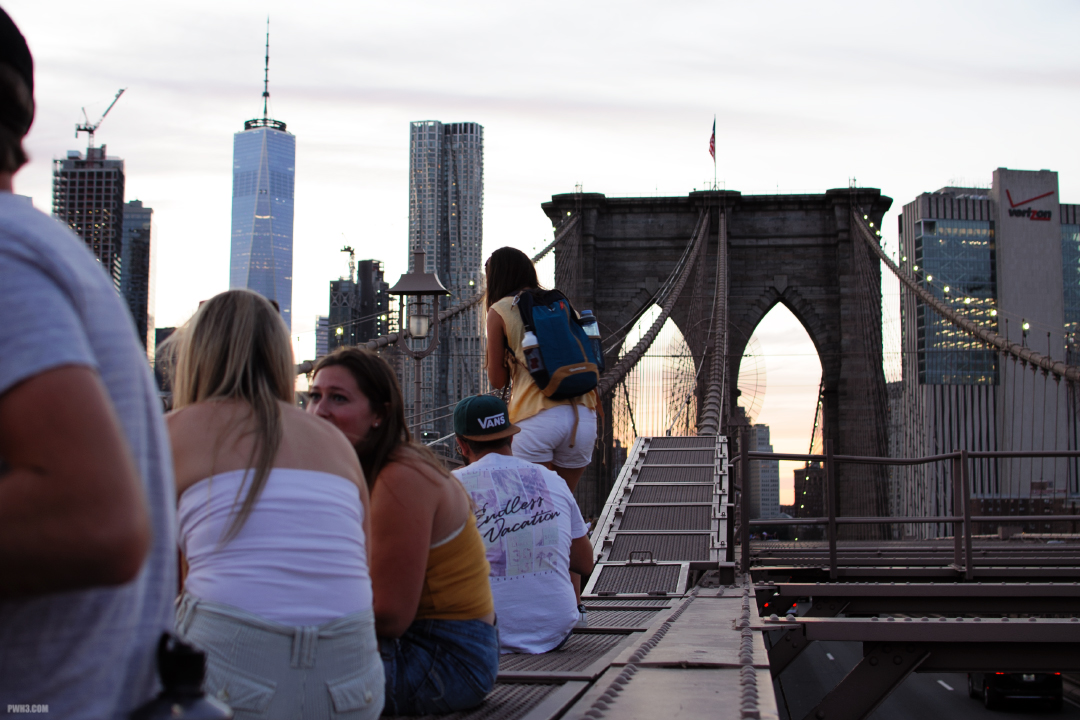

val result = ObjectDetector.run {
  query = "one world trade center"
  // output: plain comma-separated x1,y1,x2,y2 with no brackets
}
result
230,25,295,329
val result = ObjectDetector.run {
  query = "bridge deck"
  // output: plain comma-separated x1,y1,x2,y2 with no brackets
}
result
389,436,777,719
390,435,1080,720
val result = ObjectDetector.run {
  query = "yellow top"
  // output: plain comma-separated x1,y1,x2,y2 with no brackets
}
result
414,512,494,621
490,296,598,424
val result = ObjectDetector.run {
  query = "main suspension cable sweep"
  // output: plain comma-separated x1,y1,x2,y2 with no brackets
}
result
852,209,1080,383
598,209,709,397
698,210,727,436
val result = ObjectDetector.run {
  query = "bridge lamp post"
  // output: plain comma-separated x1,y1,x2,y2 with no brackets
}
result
388,249,450,438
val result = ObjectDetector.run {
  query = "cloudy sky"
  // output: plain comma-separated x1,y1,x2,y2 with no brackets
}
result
8,0,1079,502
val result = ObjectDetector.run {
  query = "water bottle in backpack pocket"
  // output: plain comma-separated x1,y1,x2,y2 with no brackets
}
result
521,330,546,374
514,290,601,400
579,310,605,373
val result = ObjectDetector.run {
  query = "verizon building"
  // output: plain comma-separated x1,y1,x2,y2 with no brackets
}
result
894,168,1080,530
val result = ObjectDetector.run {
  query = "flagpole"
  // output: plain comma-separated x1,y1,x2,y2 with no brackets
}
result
713,114,717,191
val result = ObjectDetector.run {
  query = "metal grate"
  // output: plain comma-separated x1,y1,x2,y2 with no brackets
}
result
386,682,561,720
629,484,712,503
592,564,681,594
643,449,714,465
499,633,626,673
620,506,711,531
647,437,715,449
609,533,711,561
636,466,713,483
582,598,673,608
583,609,661,628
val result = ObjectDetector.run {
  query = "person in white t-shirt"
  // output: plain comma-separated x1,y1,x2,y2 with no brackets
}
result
0,10,176,716
451,395,594,654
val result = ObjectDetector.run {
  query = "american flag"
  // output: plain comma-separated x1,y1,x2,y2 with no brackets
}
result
709,118,715,162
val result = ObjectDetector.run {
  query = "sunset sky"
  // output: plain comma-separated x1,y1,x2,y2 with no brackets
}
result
7,0,1079,503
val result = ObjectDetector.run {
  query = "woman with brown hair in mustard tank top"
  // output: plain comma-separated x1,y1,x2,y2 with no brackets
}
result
307,348,498,716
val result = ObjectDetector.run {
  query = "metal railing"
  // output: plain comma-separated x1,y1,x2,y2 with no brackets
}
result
737,429,1080,580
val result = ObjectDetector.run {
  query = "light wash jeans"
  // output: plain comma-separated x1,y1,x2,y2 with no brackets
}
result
176,592,384,719
379,618,499,716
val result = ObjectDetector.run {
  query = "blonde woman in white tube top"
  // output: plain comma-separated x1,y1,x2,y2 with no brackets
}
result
165,290,383,719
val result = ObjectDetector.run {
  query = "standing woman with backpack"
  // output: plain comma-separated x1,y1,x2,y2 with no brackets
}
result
484,247,599,492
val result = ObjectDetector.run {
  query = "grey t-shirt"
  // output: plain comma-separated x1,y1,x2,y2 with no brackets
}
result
0,193,177,718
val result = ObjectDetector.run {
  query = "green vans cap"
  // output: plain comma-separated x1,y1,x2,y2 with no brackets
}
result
454,395,521,441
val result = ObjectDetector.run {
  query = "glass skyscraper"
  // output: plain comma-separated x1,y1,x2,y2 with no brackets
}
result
894,171,1080,531
230,124,295,329
229,32,295,328
1062,222,1080,350
120,199,155,356
748,424,780,520
912,217,998,385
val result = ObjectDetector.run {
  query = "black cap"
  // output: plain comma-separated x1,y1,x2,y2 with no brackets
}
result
454,395,520,442
0,7,33,95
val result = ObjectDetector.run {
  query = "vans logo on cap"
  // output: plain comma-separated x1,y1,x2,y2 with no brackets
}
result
478,413,507,429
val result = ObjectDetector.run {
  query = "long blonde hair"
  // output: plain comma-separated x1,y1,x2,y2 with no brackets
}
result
168,289,294,539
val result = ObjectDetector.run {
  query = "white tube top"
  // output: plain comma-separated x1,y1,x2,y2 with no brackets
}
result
178,468,373,626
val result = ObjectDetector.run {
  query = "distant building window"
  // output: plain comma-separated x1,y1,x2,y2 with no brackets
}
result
915,219,997,385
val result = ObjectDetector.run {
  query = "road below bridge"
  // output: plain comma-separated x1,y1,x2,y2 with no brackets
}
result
774,639,1079,719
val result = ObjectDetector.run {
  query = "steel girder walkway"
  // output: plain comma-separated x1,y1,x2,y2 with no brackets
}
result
388,435,779,720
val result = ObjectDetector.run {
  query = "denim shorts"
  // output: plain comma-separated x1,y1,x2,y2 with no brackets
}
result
379,618,499,716
513,404,597,469
175,592,384,719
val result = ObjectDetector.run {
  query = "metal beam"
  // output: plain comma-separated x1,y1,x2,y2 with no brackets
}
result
757,565,1080,580
765,626,816,678
772,582,1080,598
800,642,928,720
760,616,1080,643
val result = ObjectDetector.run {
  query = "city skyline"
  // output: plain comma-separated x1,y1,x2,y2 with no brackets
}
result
9,0,1080,504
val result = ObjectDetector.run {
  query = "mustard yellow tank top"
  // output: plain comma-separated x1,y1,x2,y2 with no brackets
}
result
491,295,598,424
414,511,494,621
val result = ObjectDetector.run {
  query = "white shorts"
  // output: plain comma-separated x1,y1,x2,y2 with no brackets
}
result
512,404,597,469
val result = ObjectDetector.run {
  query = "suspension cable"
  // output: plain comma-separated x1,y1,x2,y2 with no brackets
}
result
853,208,1080,383
601,218,704,356
297,217,579,374
698,209,727,436
597,209,709,396
533,213,581,264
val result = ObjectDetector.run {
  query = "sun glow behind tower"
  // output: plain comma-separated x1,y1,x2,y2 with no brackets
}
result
229,21,295,329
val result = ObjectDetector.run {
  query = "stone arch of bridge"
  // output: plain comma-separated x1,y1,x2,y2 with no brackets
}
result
541,189,892,527
727,285,835,423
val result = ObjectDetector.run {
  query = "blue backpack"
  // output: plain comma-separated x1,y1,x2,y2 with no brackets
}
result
514,290,600,400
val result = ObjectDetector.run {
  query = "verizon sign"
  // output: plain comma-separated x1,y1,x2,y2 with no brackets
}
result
1006,189,1054,221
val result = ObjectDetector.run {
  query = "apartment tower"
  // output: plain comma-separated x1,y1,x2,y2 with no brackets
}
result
52,146,125,289
406,120,485,435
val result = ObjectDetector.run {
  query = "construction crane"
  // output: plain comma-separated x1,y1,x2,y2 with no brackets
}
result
341,244,355,284
75,88,126,148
